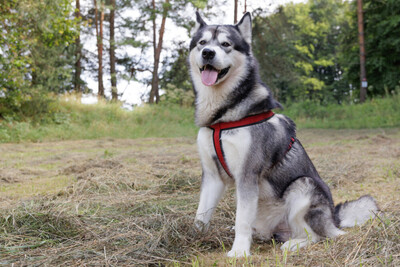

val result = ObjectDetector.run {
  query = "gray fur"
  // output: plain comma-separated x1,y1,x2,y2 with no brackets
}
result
335,195,379,228
190,12,379,257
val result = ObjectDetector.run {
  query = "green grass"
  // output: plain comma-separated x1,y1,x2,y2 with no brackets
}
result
282,94,400,129
0,94,399,143
0,96,197,143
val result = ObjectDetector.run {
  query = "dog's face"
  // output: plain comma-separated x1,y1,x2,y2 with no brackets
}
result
189,12,252,87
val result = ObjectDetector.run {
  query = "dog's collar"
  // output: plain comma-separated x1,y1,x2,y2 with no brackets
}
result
209,111,275,178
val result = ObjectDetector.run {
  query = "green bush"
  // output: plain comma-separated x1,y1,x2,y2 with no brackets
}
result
160,84,195,107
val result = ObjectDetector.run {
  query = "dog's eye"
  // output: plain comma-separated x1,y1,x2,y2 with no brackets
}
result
222,42,231,47
199,40,206,45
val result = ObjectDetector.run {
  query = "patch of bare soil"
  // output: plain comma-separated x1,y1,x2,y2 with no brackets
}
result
0,130,399,266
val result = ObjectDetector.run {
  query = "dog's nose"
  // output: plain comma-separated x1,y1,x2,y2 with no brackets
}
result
202,48,215,60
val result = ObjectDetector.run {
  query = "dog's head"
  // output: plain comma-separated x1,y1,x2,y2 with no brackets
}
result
189,12,252,87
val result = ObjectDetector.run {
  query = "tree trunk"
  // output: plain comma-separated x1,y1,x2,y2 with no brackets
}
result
357,0,367,103
74,0,82,93
94,0,104,98
234,0,238,23
110,0,117,101
149,0,169,104
149,0,157,104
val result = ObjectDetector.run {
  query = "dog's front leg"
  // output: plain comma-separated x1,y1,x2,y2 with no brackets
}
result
227,179,258,258
195,169,226,233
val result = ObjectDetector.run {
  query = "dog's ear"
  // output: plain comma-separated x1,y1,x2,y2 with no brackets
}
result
193,12,207,34
236,12,252,44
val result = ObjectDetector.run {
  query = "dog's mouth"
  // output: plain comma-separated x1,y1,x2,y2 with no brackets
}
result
199,65,230,86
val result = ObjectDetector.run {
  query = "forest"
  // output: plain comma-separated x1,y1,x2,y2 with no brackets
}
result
1,0,399,118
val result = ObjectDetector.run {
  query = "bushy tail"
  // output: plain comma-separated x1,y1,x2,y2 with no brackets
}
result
335,195,379,228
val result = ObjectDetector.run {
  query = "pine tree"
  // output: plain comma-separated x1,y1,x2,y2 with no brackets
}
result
110,0,117,101
94,0,105,98
74,0,82,93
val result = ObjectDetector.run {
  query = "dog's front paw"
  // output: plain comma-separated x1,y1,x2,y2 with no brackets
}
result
227,234,252,258
194,219,210,233
280,238,309,251
227,248,250,258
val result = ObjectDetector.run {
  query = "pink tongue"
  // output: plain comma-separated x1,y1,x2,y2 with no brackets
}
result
201,69,218,86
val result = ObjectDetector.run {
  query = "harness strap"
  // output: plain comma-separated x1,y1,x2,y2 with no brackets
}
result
209,111,276,178
288,137,295,150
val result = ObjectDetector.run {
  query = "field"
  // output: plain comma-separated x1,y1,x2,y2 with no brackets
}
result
0,128,399,266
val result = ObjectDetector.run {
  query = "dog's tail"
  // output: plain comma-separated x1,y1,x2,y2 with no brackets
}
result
334,195,379,228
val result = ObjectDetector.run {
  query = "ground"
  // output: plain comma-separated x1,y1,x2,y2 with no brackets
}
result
0,129,399,266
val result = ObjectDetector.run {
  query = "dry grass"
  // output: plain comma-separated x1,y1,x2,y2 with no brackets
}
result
0,129,399,266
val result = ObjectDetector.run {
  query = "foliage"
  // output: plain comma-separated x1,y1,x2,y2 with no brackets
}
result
0,0,78,117
252,0,352,103
252,0,400,103
117,0,209,93
160,84,195,107
341,0,400,98
252,6,300,102
163,0,361,104
160,42,193,94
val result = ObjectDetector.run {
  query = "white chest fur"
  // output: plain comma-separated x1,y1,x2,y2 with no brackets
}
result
197,127,252,181
220,128,251,179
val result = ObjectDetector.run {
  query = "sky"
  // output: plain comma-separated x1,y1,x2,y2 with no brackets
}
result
82,0,306,107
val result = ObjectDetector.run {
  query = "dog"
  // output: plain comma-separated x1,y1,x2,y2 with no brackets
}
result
188,12,379,258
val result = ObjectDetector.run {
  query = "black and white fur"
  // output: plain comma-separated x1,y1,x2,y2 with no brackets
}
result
189,12,379,258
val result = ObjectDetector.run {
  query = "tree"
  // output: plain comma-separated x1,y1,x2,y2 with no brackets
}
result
149,0,170,104
365,0,400,96
234,0,238,23
252,0,351,103
119,0,208,104
110,0,118,101
94,0,105,98
342,0,400,98
357,0,367,102
286,0,347,101
252,7,300,102
74,0,83,93
160,42,192,93
0,0,78,117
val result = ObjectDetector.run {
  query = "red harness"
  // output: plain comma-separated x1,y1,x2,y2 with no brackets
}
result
209,111,276,177
209,111,296,178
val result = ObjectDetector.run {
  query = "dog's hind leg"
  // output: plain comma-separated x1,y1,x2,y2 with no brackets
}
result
252,199,287,242
227,178,259,258
281,177,345,251
281,182,317,251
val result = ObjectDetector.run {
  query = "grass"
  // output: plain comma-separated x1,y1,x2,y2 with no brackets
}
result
0,175,75,198
0,129,399,265
282,94,400,129
0,95,197,143
0,94,399,143
0,94,399,264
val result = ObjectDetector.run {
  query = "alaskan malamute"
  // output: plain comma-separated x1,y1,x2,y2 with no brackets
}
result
189,12,378,257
